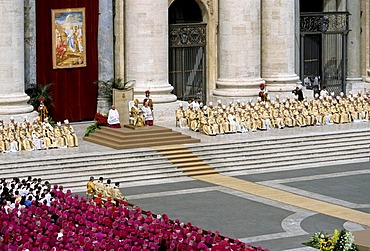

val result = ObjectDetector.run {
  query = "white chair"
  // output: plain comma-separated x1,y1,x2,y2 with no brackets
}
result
128,101,135,125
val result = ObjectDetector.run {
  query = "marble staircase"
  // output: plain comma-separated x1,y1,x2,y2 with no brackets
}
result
1,127,369,193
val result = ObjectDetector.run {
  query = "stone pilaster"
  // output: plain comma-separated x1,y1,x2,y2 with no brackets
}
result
213,0,263,98
97,0,115,114
24,0,37,90
114,0,125,80
124,0,176,103
362,0,370,84
0,0,36,121
261,0,299,95
346,0,366,94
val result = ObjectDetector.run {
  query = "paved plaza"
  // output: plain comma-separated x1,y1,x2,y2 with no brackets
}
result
122,161,370,250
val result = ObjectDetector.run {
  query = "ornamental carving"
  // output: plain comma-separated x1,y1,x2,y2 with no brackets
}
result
300,12,349,33
206,0,214,15
169,24,206,47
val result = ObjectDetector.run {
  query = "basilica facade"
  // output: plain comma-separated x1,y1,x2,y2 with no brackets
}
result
0,0,369,122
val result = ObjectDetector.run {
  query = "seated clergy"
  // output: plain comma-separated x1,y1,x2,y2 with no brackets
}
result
130,99,145,127
107,105,121,128
112,182,126,201
63,119,79,147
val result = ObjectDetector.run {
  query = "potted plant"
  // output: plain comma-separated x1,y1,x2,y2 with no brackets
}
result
25,83,54,110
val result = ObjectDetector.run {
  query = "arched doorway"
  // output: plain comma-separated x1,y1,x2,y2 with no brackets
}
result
169,0,207,102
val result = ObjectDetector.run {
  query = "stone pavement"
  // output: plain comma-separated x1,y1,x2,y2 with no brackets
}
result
3,120,370,250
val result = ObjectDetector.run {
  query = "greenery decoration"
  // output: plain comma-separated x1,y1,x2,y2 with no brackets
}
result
304,229,358,251
84,113,108,137
94,78,135,101
84,122,100,137
25,83,55,110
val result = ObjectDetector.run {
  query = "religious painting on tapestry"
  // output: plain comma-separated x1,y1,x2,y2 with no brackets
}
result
51,8,86,69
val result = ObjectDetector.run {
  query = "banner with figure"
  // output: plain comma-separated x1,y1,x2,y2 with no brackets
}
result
51,8,86,69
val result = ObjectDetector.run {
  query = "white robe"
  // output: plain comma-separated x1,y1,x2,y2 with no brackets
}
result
108,109,120,125
141,106,153,121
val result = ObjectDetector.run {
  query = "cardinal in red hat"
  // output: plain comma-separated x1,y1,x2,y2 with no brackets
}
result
258,83,268,102
38,97,49,122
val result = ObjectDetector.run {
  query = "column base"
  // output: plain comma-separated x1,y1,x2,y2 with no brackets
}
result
0,93,35,114
263,74,299,92
150,101,184,124
346,78,370,95
134,81,177,103
213,78,265,97
0,94,38,122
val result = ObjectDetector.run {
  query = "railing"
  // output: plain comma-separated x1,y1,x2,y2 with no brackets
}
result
300,12,350,34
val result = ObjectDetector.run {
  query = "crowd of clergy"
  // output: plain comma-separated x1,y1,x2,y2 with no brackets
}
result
86,176,127,203
0,176,267,251
176,90,370,136
0,117,78,153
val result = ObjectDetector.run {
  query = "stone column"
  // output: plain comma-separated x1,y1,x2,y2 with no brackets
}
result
362,0,370,84
213,0,263,98
346,0,365,93
24,0,37,90
124,0,176,103
0,0,36,121
261,0,299,96
97,0,115,114
114,0,125,80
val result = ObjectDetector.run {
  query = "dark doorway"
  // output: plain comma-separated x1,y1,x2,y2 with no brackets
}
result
303,35,322,92
300,0,323,12
169,0,202,24
300,0,349,95
169,0,207,102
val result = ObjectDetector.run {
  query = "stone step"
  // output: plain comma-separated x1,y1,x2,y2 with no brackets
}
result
99,126,173,136
2,135,367,175
179,165,216,172
1,127,368,193
196,140,369,161
169,157,203,163
66,148,368,191
211,149,369,172
3,134,366,170
18,145,366,186
8,163,186,185
0,147,157,166
83,125,200,149
86,130,184,144
185,170,219,176
0,159,178,178
189,132,370,152
3,128,367,167
0,151,171,170
84,136,200,149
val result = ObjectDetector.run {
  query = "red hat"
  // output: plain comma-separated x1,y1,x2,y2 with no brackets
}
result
259,83,265,89
145,90,150,94
39,97,45,102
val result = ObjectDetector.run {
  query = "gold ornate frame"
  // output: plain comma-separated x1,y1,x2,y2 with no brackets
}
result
51,8,86,69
